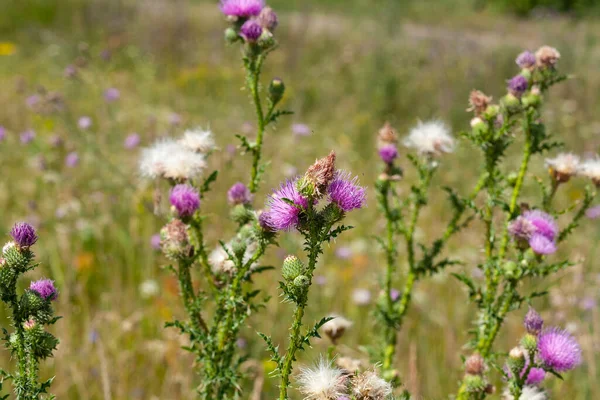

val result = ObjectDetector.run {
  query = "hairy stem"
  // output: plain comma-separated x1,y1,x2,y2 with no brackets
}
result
248,54,266,193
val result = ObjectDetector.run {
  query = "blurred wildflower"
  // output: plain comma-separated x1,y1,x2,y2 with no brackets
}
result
240,20,263,42
524,307,544,335
78,116,92,130
179,128,215,153
297,357,348,400
236,337,247,349
352,288,371,306
0,42,17,56
257,6,278,31
403,120,454,156
378,144,398,164
220,0,264,17
20,130,34,144
169,184,201,218
389,288,400,302
321,315,352,344
327,171,367,212
537,328,581,371
335,246,352,260
124,133,141,149
150,234,161,250
378,122,398,145
468,90,493,116
545,153,579,183
139,279,160,299
26,94,41,108
29,279,58,301
351,370,392,399
585,205,600,219
0,126,5,141
579,296,596,310
48,135,63,147
292,123,311,137
10,222,37,248
104,88,120,102
168,113,182,126
63,65,77,78
535,46,560,68
516,51,537,69
577,157,600,186
65,152,80,168
227,182,253,205
314,275,327,286
507,75,528,97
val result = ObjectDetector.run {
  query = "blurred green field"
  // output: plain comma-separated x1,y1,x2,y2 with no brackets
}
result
0,0,599,399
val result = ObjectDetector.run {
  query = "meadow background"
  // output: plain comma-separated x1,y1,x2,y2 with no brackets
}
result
1,0,599,398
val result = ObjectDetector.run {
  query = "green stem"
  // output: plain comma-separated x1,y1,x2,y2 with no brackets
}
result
248,54,266,194
543,179,560,212
279,303,306,400
177,259,207,333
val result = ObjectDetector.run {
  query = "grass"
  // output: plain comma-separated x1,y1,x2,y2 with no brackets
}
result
0,0,599,398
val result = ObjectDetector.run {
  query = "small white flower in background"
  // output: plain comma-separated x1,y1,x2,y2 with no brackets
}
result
321,315,352,343
351,370,392,399
352,288,371,306
577,156,600,185
179,128,216,153
403,120,455,156
139,138,207,181
139,279,160,299
297,357,348,400
545,153,580,182
503,386,547,400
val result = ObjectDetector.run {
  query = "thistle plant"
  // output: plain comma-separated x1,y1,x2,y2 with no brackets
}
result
257,152,366,400
450,46,597,399
138,1,291,398
0,223,60,399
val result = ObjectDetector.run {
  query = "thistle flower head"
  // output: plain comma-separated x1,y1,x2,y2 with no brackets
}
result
351,370,393,400
160,219,190,259
220,0,264,17
300,151,336,197
65,152,79,167
529,234,557,255
508,216,536,241
525,367,546,385
179,128,216,154
139,139,207,181
545,153,580,183
523,307,544,335
468,90,493,116
29,279,58,301
503,386,547,400
20,130,35,144
10,222,37,248
170,184,201,218
523,210,558,242
240,20,263,42
327,171,366,212
535,46,560,68
228,182,252,205
577,157,600,186
516,51,537,69
378,122,398,145
321,315,353,344
78,116,92,130
124,133,141,149
403,120,454,156
464,353,486,375
507,75,528,96
104,88,120,102
297,357,348,400
262,180,309,231
378,145,398,164
537,327,582,372
257,6,278,31
23,319,37,331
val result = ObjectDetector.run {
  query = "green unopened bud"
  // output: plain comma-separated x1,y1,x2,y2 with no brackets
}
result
483,104,500,120
503,261,518,279
268,78,285,105
282,255,304,281
21,290,45,315
231,238,247,260
258,30,275,49
321,202,344,224
521,334,538,353
506,172,519,187
464,374,486,393
521,91,542,108
508,347,526,374
520,68,532,81
470,117,488,136
238,224,255,242
293,275,309,289
224,27,239,43
231,204,253,225
501,93,521,114
2,242,32,272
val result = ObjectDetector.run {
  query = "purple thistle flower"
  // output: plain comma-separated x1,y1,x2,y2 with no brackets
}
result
262,179,309,231
26,95,41,108
390,289,400,302
169,184,200,218
379,144,398,164
507,75,528,96
78,116,92,130
335,246,352,259
516,51,537,69
529,234,557,255
508,216,535,241
104,88,120,103
524,307,544,335
538,328,582,371
585,205,600,219
65,152,80,168
10,222,38,248
227,182,252,205
240,20,263,42
0,126,5,142
327,171,366,212
29,279,58,301
292,123,311,137
220,0,264,17
525,367,546,385
124,133,141,149
524,210,558,241
64,64,77,78
150,233,161,250
20,130,35,144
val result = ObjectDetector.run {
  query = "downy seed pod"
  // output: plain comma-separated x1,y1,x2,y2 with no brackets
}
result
282,255,303,281
465,353,486,375
299,151,336,198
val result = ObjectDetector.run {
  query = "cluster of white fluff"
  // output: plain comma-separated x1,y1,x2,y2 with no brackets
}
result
403,120,455,156
208,241,258,275
544,152,600,183
139,128,216,181
503,386,547,400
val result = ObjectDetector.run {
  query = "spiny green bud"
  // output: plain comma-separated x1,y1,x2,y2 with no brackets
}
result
231,238,247,260
238,224,255,242
2,242,32,272
501,93,521,114
506,172,519,187
470,117,488,136
230,204,253,225
520,68,532,81
296,175,316,198
258,29,275,49
508,347,526,374
321,202,344,225
23,319,44,342
293,275,309,289
0,265,15,294
464,374,486,393
521,334,538,353
268,77,285,105
282,255,303,281
521,91,542,108
21,290,45,315
483,104,500,120
224,27,239,43
503,261,518,279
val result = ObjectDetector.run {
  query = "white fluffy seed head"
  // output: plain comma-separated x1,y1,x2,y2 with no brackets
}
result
577,156,600,185
297,357,348,400
139,138,207,180
351,370,393,400
403,120,455,156
545,153,580,181
503,385,547,400
179,128,216,153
